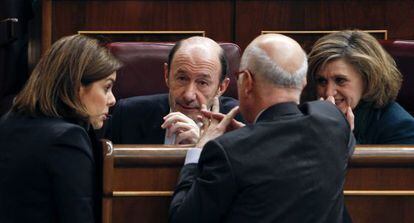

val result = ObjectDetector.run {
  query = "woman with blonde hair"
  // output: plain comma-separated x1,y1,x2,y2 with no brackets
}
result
305,30,414,144
0,34,121,222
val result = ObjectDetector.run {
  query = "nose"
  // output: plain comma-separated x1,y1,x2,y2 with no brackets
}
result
182,82,197,102
108,91,116,107
325,82,337,97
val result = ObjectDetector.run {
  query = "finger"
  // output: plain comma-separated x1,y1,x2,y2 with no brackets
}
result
200,116,210,133
326,96,335,104
346,106,355,131
218,106,239,129
162,113,194,128
212,96,220,113
232,120,245,128
175,130,198,145
168,121,198,134
201,110,225,121
196,93,207,110
163,112,187,121
200,104,208,112
319,97,324,101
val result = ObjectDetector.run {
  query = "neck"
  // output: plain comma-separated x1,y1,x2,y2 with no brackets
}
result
247,86,300,123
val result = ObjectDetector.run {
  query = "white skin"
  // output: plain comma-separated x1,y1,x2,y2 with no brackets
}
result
196,96,244,148
79,72,116,129
316,59,363,130
162,42,229,144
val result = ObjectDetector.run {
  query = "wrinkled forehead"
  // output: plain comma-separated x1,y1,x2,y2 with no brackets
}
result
171,45,222,77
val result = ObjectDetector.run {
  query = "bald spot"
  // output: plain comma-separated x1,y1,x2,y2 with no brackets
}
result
253,34,305,74
178,36,222,60
172,37,222,75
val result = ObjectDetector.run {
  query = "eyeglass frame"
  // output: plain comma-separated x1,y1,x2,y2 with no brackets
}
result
234,69,255,81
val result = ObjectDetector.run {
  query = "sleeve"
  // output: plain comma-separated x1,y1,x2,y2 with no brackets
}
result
169,140,237,223
46,126,96,223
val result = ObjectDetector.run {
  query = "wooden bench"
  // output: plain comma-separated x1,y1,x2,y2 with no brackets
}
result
101,141,414,223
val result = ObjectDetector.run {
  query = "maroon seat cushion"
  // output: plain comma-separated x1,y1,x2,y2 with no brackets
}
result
107,42,241,100
380,40,414,114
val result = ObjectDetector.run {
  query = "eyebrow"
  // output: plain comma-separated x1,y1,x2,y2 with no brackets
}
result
174,69,213,79
316,74,347,78
106,78,116,83
197,74,212,79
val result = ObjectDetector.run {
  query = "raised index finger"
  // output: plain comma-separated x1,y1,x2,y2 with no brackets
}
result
212,96,220,113
218,106,239,129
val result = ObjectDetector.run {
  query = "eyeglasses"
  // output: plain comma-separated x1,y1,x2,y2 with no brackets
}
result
234,69,254,81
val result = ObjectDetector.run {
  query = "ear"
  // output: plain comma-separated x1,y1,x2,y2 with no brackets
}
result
164,63,169,87
243,70,254,96
216,77,230,96
78,85,85,99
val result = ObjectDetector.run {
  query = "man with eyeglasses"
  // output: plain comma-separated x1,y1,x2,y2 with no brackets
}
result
169,34,355,223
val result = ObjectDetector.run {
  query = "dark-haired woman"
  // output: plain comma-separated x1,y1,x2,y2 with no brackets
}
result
305,30,414,144
0,34,121,222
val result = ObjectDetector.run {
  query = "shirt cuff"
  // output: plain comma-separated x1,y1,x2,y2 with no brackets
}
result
184,148,202,164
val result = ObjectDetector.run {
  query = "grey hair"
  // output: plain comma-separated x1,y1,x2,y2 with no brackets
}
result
240,45,307,89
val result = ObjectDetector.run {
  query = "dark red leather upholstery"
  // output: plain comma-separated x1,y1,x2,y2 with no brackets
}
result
107,42,241,100
380,40,414,114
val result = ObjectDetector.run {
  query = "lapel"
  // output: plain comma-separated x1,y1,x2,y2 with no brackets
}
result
142,95,169,144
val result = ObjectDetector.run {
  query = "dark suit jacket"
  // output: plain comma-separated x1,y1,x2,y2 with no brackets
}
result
0,112,100,223
105,93,241,144
169,101,355,223
354,101,414,144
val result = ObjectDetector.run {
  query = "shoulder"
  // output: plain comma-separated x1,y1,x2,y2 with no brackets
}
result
116,93,169,110
298,100,349,127
378,102,414,131
41,118,92,151
219,96,239,111
1,115,92,154
361,102,414,144
111,93,169,119
381,102,413,120
219,96,243,121
300,100,344,118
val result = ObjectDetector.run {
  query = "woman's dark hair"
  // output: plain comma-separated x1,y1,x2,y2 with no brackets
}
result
13,34,121,121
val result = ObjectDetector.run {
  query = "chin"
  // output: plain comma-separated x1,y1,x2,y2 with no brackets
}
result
91,121,103,130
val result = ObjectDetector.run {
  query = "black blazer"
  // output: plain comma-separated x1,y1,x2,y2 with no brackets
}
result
0,112,100,223
104,93,241,144
169,101,355,223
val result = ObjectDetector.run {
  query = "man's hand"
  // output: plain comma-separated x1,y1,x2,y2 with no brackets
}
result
321,96,354,131
200,109,245,132
196,106,241,148
161,112,200,144
200,96,245,132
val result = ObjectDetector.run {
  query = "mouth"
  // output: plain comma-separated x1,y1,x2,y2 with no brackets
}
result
102,113,110,121
334,98,345,105
177,103,199,111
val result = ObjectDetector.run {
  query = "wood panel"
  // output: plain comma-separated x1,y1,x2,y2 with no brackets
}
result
102,142,414,223
38,0,414,55
42,0,234,51
235,0,414,49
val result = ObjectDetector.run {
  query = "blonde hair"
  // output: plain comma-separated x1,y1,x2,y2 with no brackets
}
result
13,34,121,122
306,30,402,108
